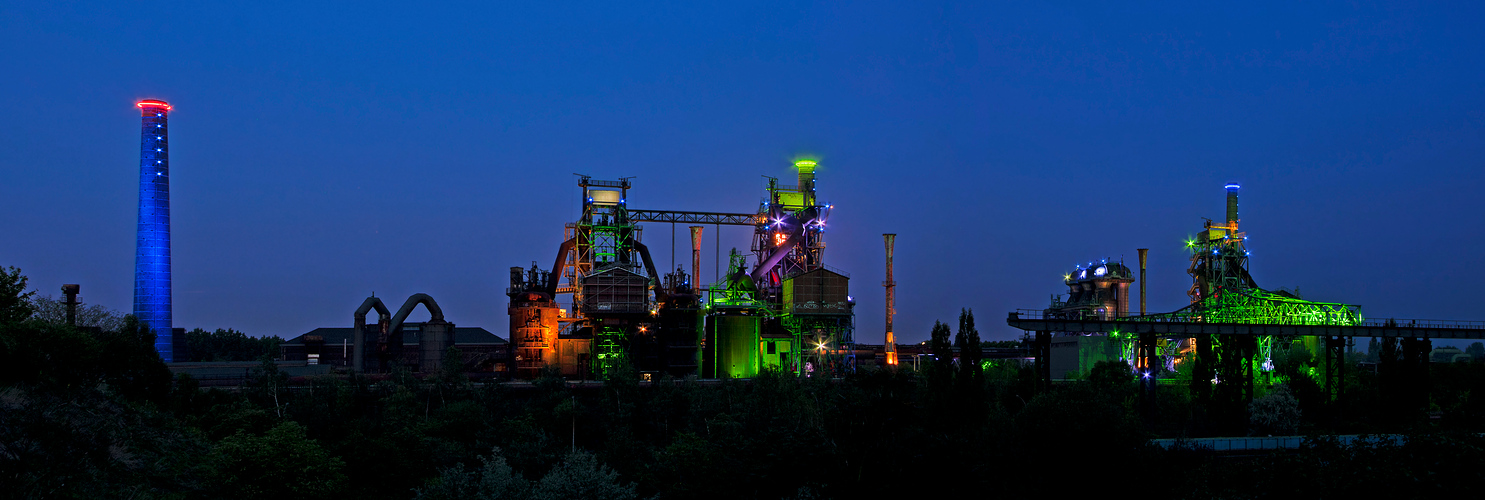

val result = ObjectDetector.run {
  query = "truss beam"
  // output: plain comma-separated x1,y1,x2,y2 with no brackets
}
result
627,209,764,226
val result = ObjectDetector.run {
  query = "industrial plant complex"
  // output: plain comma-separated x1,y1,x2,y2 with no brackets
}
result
126,99,1485,399
16,6,1485,496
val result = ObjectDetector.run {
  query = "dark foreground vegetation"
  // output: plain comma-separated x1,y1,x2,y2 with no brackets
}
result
4,267,1485,499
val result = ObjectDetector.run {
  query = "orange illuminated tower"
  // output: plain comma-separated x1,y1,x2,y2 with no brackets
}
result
883,234,897,366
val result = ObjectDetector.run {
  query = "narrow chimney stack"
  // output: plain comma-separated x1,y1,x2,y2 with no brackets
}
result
883,234,897,366
1137,249,1148,317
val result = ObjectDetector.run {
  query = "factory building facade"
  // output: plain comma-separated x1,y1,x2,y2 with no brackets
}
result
282,324,508,373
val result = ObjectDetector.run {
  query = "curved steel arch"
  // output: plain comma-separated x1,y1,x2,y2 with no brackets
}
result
356,296,392,323
352,296,392,372
388,293,456,373
389,293,445,333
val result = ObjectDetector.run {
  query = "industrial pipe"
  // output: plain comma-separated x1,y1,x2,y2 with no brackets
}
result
387,293,451,374
625,234,670,303
389,293,445,332
545,237,578,295
749,212,809,284
352,296,391,372
690,226,703,294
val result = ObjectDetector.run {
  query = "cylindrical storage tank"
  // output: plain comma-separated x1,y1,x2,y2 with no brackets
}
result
659,307,702,376
715,315,761,378
421,322,455,373
1117,283,1130,318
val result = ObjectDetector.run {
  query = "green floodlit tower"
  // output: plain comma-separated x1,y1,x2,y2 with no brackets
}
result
748,160,853,377
560,176,665,379
699,160,854,378
1132,184,1363,407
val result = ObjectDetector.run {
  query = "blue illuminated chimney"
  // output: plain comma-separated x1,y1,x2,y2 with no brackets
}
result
134,99,173,361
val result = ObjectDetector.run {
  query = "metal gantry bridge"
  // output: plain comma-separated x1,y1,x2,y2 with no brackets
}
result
1008,311,1485,339
628,209,764,226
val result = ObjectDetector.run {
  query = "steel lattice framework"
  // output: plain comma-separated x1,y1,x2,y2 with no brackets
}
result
627,209,763,226
1131,287,1363,327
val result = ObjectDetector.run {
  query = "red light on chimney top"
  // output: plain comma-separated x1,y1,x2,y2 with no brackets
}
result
136,99,172,111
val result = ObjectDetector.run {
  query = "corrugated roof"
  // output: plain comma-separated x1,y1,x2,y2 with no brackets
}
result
284,325,506,346
783,267,849,281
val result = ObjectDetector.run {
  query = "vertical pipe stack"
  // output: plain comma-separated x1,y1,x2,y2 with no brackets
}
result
1225,183,1241,232
690,226,703,294
1137,248,1148,317
883,234,897,366
134,99,173,361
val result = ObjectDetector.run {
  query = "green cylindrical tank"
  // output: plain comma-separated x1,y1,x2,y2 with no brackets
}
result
715,315,761,378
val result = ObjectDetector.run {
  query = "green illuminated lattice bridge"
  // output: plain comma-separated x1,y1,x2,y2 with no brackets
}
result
1128,287,1363,327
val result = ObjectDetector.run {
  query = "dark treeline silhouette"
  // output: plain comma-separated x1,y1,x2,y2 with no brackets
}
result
178,328,284,362
3,269,1485,498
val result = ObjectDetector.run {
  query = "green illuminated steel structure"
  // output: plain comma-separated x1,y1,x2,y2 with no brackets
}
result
695,160,855,378
702,250,770,378
1016,184,1377,409
510,163,854,380
1154,184,1359,405
746,160,854,376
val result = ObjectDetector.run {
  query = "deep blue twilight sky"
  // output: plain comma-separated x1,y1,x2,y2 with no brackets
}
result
2,2,1483,346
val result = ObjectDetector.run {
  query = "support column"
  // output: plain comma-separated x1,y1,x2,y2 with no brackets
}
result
1401,337,1431,412
1326,336,1347,404
1192,335,1215,404
353,316,366,372
1139,331,1158,417
1034,331,1051,389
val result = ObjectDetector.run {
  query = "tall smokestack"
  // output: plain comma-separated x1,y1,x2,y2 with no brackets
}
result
689,226,703,294
883,234,897,366
134,99,174,361
1137,249,1148,317
1225,183,1240,232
